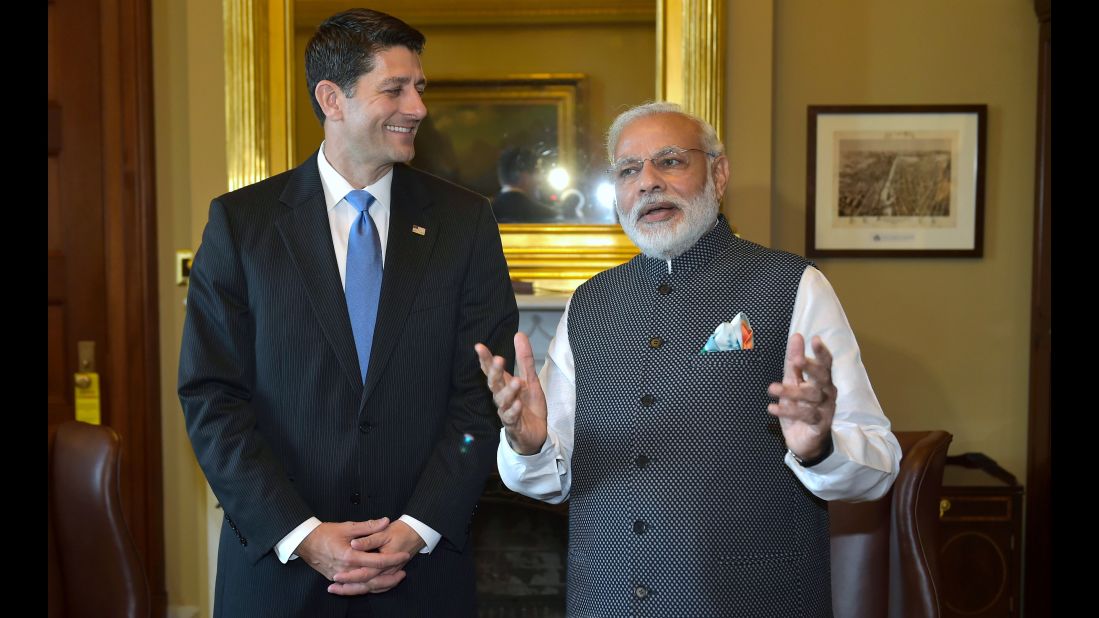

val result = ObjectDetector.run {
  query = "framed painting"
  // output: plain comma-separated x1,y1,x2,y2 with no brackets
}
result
807,105,987,257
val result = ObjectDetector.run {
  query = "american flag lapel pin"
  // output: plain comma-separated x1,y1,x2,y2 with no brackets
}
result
411,225,426,236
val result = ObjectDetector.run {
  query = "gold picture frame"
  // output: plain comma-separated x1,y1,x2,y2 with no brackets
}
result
224,0,724,290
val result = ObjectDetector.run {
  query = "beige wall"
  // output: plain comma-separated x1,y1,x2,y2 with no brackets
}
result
153,1,1040,613
769,0,1038,477
154,0,226,614
724,0,775,244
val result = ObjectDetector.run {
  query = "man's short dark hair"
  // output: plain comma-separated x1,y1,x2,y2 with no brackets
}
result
497,147,538,186
305,9,426,124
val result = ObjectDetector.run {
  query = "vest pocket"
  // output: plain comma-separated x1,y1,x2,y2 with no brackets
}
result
691,348,762,369
702,553,804,616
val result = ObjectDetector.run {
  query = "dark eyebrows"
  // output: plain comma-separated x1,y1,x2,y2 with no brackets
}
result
378,76,427,89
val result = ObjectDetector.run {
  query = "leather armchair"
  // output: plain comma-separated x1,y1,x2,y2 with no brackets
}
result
830,430,952,618
48,421,150,618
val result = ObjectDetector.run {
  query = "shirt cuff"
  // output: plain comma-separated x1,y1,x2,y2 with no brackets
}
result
275,516,322,563
785,425,900,502
399,515,440,554
496,428,569,502
497,429,562,481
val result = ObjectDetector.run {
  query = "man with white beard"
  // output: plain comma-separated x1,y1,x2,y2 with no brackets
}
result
476,102,901,617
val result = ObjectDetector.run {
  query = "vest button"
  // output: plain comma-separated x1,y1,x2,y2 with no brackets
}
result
359,421,373,434
640,394,655,407
657,283,672,295
635,454,650,468
634,585,650,599
350,491,361,505
633,520,649,534
648,336,663,349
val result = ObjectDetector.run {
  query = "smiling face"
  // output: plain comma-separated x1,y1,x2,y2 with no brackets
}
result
319,45,427,185
612,112,730,260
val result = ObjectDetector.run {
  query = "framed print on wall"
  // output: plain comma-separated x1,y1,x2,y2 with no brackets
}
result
807,104,987,258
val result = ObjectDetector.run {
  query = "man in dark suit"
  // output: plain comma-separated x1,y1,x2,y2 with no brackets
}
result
491,147,559,223
178,9,517,617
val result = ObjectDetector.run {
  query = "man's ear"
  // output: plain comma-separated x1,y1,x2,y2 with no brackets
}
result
711,155,730,199
314,80,343,122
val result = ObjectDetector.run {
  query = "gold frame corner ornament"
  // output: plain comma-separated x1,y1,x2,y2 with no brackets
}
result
226,0,723,289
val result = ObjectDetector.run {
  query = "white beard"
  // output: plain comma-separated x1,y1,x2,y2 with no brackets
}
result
617,172,720,261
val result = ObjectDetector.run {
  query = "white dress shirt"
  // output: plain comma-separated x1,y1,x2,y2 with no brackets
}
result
274,144,440,564
497,265,901,505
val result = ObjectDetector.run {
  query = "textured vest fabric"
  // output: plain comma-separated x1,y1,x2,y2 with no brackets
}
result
566,217,831,617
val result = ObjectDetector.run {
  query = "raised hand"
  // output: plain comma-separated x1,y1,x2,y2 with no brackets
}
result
474,332,548,455
767,334,836,462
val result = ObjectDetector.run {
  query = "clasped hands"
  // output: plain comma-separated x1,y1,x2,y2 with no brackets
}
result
297,517,425,595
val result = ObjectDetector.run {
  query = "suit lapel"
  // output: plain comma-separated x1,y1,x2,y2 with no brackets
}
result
362,164,438,406
275,153,364,393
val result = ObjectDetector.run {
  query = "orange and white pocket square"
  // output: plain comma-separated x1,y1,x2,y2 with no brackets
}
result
700,312,754,353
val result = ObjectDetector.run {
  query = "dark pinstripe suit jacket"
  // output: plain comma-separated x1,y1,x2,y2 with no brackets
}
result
179,155,518,617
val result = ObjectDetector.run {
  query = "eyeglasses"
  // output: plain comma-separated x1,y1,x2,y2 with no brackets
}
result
608,146,719,185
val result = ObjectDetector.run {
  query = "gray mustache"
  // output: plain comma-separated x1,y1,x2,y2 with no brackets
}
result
626,194,687,222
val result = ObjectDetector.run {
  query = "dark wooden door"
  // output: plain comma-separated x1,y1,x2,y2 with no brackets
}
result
48,0,166,613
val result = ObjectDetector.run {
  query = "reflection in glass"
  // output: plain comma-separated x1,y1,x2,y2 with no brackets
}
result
491,147,558,223
411,75,618,224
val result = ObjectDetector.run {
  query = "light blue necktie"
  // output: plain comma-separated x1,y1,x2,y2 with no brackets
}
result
344,190,382,383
